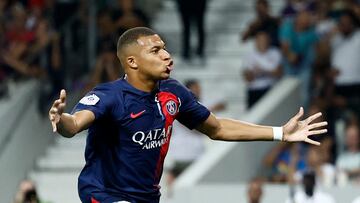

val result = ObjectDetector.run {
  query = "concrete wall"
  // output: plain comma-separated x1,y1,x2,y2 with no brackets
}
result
0,80,53,203
175,77,301,187
169,183,360,203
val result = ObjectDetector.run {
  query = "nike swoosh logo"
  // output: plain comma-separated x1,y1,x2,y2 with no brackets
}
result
130,110,146,119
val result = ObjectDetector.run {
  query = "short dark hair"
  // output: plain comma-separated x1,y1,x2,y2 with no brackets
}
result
117,27,157,53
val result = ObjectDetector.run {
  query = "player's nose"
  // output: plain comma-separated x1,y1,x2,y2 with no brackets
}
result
161,49,171,61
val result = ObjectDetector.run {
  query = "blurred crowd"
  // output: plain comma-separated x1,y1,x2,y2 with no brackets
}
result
2,0,360,201
241,0,360,188
0,0,64,109
0,0,151,114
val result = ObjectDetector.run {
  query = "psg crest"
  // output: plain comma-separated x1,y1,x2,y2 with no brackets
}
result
166,100,177,115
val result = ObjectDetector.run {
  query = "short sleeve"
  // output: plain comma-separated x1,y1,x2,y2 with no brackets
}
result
174,82,210,129
71,84,116,119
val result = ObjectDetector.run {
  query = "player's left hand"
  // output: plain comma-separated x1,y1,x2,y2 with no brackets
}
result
282,107,328,145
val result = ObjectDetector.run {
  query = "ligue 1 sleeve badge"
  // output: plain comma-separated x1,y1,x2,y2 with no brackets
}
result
79,94,100,105
165,100,178,115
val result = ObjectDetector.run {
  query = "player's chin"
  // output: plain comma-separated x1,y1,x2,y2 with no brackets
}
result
159,75,170,80
158,72,171,80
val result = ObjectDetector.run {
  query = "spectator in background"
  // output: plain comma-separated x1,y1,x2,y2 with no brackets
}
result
288,145,336,187
84,50,123,93
306,146,336,186
242,32,282,108
263,143,308,183
112,0,149,36
264,104,335,185
41,0,56,24
242,0,280,47
311,41,333,104
2,14,63,114
309,2,341,160
0,0,10,41
50,0,78,30
353,1,360,20
285,171,336,203
0,1,64,104
96,9,118,56
1,40,35,78
0,0,10,97
247,178,263,203
336,120,360,183
26,0,45,31
280,10,318,106
281,0,317,18
81,0,146,92
1,4,33,78
13,179,44,203
280,9,318,74
166,79,226,196
29,18,61,77
82,8,124,93
31,18,63,115
5,4,35,44
330,10,360,117
307,102,336,164
327,0,360,20
313,0,337,38
175,0,207,60
66,0,89,80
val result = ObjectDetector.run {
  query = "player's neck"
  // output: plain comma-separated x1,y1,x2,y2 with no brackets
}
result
126,74,157,93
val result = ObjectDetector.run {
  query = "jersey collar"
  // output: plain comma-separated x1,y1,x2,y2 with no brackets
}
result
121,77,160,98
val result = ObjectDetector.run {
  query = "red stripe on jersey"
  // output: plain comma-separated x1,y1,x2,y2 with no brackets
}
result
154,92,179,183
91,197,99,203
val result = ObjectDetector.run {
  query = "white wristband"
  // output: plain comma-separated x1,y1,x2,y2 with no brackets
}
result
273,127,283,141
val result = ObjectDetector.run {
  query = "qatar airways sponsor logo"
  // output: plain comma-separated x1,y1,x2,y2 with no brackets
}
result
132,125,172,149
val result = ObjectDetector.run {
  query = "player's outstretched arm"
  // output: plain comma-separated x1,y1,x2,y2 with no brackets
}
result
48,89,95,138
196,107,327,145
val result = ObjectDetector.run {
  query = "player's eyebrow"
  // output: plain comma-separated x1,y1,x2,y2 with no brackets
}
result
150,44,166,51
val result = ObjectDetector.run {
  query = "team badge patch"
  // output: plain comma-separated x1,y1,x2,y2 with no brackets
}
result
79,94,100,105
165,100,177,115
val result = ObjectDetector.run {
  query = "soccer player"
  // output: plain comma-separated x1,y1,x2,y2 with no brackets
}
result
48,27,327,203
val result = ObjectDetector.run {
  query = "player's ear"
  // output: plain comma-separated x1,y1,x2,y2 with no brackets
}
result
117,44,138,70
126,56,138,70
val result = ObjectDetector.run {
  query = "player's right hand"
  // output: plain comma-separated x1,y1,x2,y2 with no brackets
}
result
49,89,66,132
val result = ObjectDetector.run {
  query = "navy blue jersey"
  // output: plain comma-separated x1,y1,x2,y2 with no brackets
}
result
72,78,210,203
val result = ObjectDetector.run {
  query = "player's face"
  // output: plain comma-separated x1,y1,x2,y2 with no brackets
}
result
135,34,174,80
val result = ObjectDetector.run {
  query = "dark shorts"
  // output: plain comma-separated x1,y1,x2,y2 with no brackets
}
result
80,195,160,203
88,196,160,203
